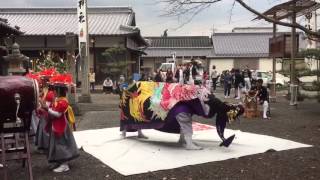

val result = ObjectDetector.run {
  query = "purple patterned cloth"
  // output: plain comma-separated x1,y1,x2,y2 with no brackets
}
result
154,98,205,133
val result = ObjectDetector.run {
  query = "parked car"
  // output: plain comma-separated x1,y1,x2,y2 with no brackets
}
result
256,71,289,87
256,71,272,87
275,73,290,87
159,63,176,72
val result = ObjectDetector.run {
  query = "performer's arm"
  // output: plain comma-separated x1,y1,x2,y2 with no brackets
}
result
49,100,68,118
48,108,62,118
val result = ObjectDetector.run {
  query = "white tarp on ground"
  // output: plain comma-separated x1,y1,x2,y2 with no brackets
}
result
73,123,312,176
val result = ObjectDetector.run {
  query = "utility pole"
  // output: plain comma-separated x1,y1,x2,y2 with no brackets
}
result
270,13,277,102
77,0,91,103
290,7,298,106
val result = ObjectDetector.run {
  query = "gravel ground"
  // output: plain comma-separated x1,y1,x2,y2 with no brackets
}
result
3,89,320,180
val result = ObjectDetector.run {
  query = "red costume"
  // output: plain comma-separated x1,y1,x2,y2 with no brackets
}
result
50,97,69,137
45,90,55,103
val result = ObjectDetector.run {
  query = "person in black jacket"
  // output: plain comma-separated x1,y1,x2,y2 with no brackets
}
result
154,70,162,82
233,69,244,100
251,79,270,120
183,64,190,84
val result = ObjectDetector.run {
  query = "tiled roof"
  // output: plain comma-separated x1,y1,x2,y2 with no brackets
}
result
212,33,270,57
146,36,212,48
212,32,305,58
143,36,214,57
144,47,214,57
0,7,139,36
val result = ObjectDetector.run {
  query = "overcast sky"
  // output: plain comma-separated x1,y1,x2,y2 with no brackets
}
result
1,0,291,36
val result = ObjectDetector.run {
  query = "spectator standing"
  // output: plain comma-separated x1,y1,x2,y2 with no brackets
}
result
175,65,184,84
251,70,258,87
166,69,174,83
160,70,166,82
203,71,209,86
103,77,113,94
242,65,252,92
234,69,243,100
183,64,190,84
154,70,162,82
117,75,126,94
140,73,147,81
88,68,95,91
223,70,232,98
211,65,218,91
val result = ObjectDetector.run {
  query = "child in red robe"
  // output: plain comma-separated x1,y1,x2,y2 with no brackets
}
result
35,84,55,151
47,79,79,173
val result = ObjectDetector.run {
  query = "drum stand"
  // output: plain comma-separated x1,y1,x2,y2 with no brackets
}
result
0,130,33,180
0,95,33,180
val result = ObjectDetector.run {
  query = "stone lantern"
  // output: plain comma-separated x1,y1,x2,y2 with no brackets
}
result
3,42,29,75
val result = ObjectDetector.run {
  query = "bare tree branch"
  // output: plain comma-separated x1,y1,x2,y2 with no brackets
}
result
229,0,236,24
159,0,320,39
158,0,220,30
235,0,320,38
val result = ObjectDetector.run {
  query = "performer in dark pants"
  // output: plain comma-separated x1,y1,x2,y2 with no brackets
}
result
223,70,232,98
251,79,270,120
211,65,218,91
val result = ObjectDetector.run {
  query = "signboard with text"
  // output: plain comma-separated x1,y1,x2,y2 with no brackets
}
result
77,0,88,55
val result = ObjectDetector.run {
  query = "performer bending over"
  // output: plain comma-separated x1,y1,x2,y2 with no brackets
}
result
120,82,244,150
166,95,243,150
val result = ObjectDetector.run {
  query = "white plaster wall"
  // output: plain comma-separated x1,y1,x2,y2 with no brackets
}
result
258,58,273,71
276,60,282,71
259,58,283,71
209,59,234,75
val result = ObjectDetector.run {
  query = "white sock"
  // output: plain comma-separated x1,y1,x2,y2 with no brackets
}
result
263,101,269,118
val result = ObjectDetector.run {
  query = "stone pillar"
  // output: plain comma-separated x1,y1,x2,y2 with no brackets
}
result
66,32,80,114
78,42,91,103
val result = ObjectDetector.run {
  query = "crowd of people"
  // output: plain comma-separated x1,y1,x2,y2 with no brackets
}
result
217,65,270,120
219,65,260,99
152,61,208,86
93,62,269,120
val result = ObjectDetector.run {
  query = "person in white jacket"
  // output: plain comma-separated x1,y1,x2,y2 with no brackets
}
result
103,77,113,94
